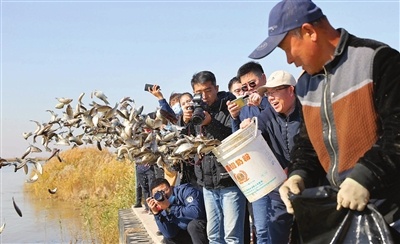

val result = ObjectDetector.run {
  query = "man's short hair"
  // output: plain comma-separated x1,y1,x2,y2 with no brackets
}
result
191,71,217,88
237,61,264,80
150,178,170,192
228,76,240,91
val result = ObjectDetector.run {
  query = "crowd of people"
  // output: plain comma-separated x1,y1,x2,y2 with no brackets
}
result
132,0,400,243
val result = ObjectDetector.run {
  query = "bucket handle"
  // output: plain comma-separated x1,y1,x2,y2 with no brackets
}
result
251,117,258,138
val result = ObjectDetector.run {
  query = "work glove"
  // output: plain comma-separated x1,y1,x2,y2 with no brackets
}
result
279,175,305,214
337,178,370,211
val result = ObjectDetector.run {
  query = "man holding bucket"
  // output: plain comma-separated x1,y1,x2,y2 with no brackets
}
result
227,61,272,243
241,70,301,243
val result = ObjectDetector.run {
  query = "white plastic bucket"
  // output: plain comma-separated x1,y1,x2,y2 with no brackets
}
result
212,118,287,202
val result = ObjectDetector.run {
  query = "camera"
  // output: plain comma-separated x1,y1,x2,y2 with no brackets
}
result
153,190,165,201
190,93,208,125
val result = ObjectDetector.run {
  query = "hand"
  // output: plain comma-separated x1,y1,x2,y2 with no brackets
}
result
201,111,212,126
182,104,193,124
146,197,161,214
240,118,252,129
247,93,262,107
226,100,240,119
279,175,305,214
148,84,164,100
337,178,370,211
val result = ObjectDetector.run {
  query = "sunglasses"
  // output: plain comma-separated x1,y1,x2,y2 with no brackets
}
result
241,81,257,92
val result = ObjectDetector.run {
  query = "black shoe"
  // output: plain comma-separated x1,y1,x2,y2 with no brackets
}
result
133,204,142,208
156,231,162,236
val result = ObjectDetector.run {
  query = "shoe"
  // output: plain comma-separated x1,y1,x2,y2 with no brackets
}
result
133,204,142,208
156,231,162,236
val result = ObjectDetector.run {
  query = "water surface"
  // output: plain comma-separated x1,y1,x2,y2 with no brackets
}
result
1,167,86,243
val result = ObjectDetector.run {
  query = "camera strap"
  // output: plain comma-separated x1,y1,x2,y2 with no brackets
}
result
169,195,176,205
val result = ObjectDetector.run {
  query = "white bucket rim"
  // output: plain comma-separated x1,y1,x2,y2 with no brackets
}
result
213,117,258,159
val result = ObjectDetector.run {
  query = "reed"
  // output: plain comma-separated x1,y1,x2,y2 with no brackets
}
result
25,147,136,243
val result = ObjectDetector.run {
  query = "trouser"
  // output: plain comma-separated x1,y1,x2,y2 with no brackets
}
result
137,168,155,210
135,170,143,205
252,190,293,244
165,219,208,244
244,200,251,244
203,186,246,244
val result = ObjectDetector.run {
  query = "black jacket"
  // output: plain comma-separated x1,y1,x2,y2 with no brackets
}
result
180,91,236,189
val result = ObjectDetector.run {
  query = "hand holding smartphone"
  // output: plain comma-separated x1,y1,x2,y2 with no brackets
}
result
231,95,249,108
144,84,160,92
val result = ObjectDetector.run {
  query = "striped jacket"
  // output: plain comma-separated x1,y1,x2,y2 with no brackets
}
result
289,28,400,201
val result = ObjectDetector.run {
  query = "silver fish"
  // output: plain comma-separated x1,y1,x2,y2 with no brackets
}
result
12,197,22,217
91,90,109,105
0,222,5,234
56,97,73,105
26,173,39,183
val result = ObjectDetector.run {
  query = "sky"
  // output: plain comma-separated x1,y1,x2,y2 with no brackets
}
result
1,0,399,159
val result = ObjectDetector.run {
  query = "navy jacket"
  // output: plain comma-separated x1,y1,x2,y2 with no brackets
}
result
154,183,206,239
257,99,302,169
256,99,302,201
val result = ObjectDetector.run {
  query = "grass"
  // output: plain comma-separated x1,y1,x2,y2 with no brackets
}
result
24,147,136,243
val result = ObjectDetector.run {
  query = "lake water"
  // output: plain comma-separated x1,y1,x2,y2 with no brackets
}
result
1,167,87,243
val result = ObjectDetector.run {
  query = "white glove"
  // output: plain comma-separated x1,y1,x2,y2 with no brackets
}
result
337,178,370,211
279,175,305,214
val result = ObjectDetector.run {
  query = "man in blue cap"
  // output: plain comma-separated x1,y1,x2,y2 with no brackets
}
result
249,0,400,238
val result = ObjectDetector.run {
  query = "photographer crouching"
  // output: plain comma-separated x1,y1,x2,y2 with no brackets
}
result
146,178,208,244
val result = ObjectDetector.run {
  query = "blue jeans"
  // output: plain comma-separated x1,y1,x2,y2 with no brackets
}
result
251,195,270,243
252,190,293,244
203,186,246,244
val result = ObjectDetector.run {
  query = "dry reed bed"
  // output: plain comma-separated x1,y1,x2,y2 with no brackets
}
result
25,147,136,243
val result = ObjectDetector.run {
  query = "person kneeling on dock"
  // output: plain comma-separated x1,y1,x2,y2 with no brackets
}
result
146,178,208,244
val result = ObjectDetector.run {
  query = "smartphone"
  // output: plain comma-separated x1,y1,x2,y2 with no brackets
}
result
144,84,160,91
232,95,249,108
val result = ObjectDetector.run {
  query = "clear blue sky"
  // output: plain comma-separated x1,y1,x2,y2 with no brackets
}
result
1,0,399,158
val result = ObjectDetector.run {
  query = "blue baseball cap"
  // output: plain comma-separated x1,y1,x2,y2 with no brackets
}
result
249,0,324,59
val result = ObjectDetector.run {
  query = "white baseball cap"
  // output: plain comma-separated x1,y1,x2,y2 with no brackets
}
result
257,70,296,94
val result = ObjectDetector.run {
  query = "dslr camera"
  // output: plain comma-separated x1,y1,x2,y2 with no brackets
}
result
153,190,165,201
190,93,208,125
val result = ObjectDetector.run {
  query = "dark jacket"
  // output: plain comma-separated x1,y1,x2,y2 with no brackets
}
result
289,29,400,220
180,91,236,189
154,183,206,239
257,99,302,169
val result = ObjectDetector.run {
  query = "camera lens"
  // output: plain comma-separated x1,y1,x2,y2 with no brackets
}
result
192,107,205,125
153,191,165,201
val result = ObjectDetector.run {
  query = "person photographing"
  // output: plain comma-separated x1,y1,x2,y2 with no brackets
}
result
146,178,208,244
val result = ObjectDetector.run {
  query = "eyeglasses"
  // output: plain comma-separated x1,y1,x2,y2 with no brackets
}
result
265,86,290,97
241,81,257,92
